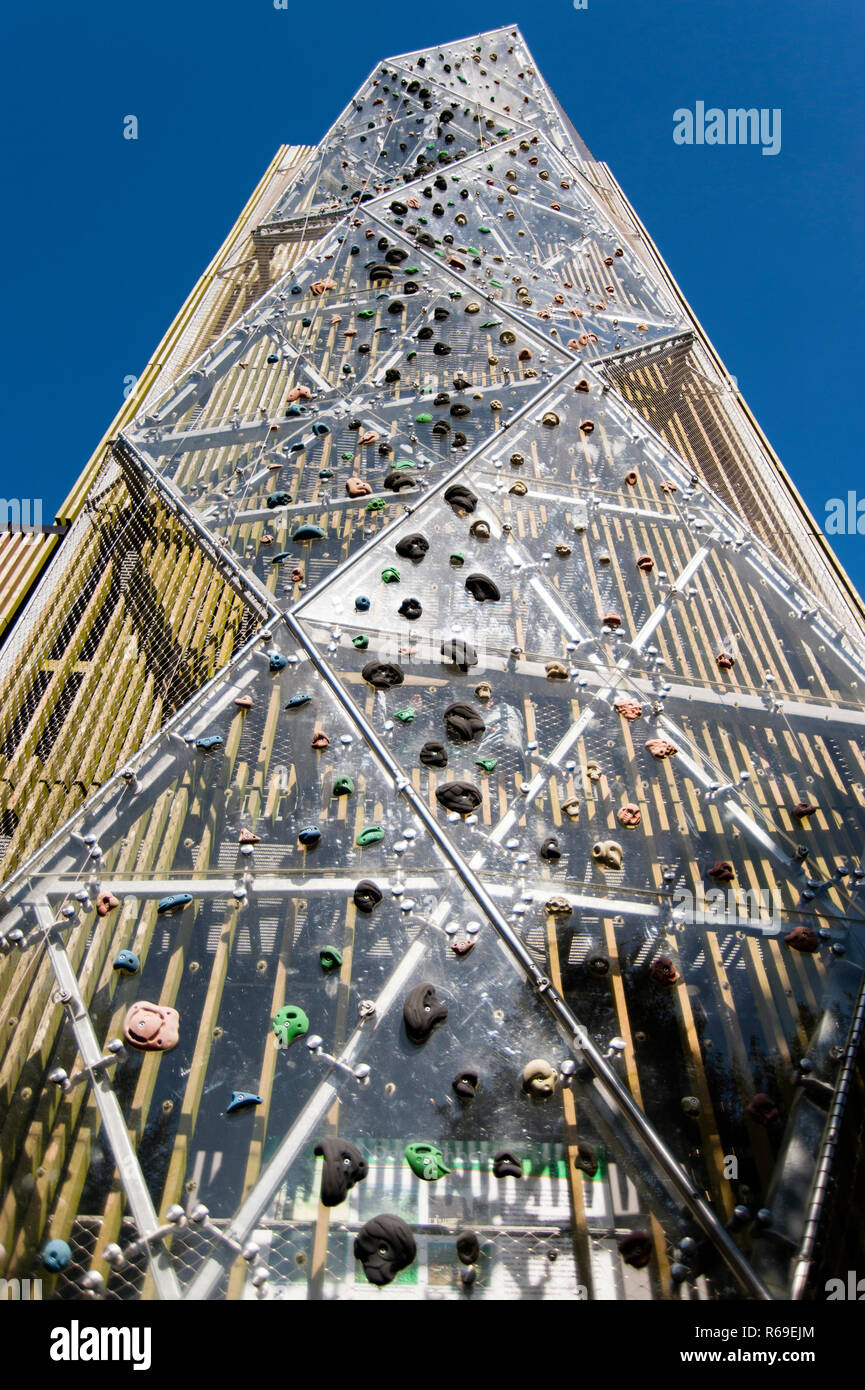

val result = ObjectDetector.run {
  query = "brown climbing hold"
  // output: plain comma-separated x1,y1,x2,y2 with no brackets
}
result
646,739,677,760
617,804,642,828
542,411,560,428
592,840,623,870
716,651,736,670
784,925,819,953
238,829,261,845
579,420,595,435
618,1232,653,1269
469,520,491,539
545,896,572,918
96,892,120,918
123,1002,180,1053
346,477,373,497
660,479,678,493
649,956,678,986
286,386,311,403
636,554,654,572
545,661,569,680
561,796,581,819
706,861,735,882
311,731,330,750
290,567,304,584
234,694,253,710
602,614,622,629
625,470,638,486
575,379,590,392
614,699,643,722
791,801,818,820
310,279,335,296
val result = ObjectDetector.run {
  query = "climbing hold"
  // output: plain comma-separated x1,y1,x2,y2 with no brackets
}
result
492,1150,523,1179
398,597,423,620
747,1093,780,1126
352,635,369,650
509,480,527,496
235,694,254,710
268,654,288,673
785,925,820,953
355,595,371,611
272,1004,309,1050
456,1230,480,1265
681,1096,702,1116
356,826,384,847
706,861,735,882
542,411,560,428
291,525,326,542
649,956,678,986
539,836,561,860
403,983,448,1044
96,892,120,917
465,573,500,602
354,1214,416,1286
449,551,465,566
285,694,311,709
314,1138,369,1207
157,893,192,916
555,542,572,557
238,828,261,845
586,762,602,781
614,699,643,722
332,775,354,797
522,1059,557,1098
624,470,638,486
716,650,736,670
443,702,485,741
123,1002,180,1052
636,554,654,572
344,884,381,934
587,953,610,977
298,826,322,847
579,420,595,435
381,567,401,583
41,1239,72,1273
791,801,818,819
575,378,591,392
319,946,343,972
383,470,416,492
435,781,483,814
267,491,292,508
474,682,492,702
395,533,429,561
419,742,448,768
575,1144,599,1177
394,708,415,724
469,520,491,539
592,840,623,870
311,731,330,750
195,733,224,751
453,1069,480,1101
617,804,642,828
361,660,404,689
545,896,573,919
444,484,478,514
602,613,622,630
645,739,677,760
346,477,373,497
405,1142,450,1181
618,1232,653,1269
440,638,478,670
561,796,581,819
226,1092,263,1115
545,661,569,680
113,950,139,975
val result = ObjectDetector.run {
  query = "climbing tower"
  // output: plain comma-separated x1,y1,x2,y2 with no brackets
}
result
1,26,864,1302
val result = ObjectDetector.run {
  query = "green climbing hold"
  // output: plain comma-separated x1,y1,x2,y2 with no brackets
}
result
352,634,369,650
319,946,343,972
272,1005,309,1050
467,247,480,258
340,451,354,461
381,567,401,583
356,826,384,847
357,309,375,319
333,775,355,797
415,413,433,424
395,708,416,724
477,227,491,235
365,497,387,512
406,350,417,361
393,459,415,470
476,758,498,772
404,266,420,275
405,1142,451,1182
481,319,502,328
449,552,465,566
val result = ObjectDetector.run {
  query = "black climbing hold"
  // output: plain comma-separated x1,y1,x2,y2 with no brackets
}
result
361,660,404,689
443,701,485,741
354,1214,416,1286
433,341,452,356
384,367,401,383
314,1137,369,1207
440,639,478,671
435,781,482,814
433,306,450,322
450,402,471,418
353,880,383,914
618,1231,653,1269
456,1230,480,1265
395,533,429,561
540,837,561,861
403,982,448,1044
417,325,435,341
452,1069,480,1101
267,491,292,508
465,573,500,602
444,484,478,513
492,1150,523,1179
419,741,448,768
291,524,326,542
574,1143,599,1177
383,470,417,492
398,597,423,620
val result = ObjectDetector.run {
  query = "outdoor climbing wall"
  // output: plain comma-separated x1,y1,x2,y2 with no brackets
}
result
1,26,865,1303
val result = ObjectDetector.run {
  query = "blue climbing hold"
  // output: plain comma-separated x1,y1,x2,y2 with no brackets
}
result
285,694,311,709
113,950,140,975
355,596,371,612
267,353,279,364
268,653,288,672
41,1239,72,1273
292,525,326,542
226,1091,263,1115
195,734,224,752
157,893,193,917
267,491,292,508
298,825,322,847
311,423,330,437
271,551,292,564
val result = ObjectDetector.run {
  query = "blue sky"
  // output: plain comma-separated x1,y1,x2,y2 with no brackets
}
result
2,0,863,589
